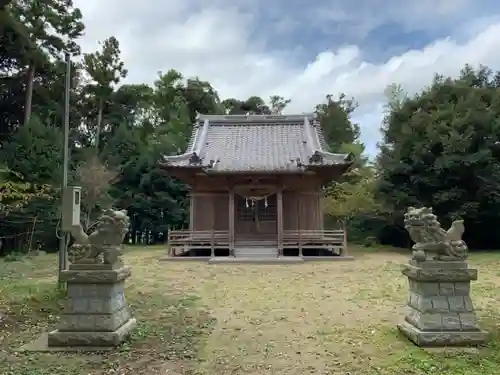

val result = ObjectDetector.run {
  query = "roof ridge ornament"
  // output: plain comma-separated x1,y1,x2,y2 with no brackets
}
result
189,152,202,164
309,151,323,163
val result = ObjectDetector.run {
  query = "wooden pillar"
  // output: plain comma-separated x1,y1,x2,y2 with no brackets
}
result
210,195,215,258
189,193,195,229
277,190,283,257
318,192,324,231
229,189,235,256
297,193,303,257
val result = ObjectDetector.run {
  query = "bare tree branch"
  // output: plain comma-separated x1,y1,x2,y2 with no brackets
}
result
75,155,117,230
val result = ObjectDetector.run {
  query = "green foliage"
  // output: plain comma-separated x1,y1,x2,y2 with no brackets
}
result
82,36,127,150
0,165,53,213
2,117,62,184
318,93,376,229
221,95,290,114
8,0,84,59
83,36,127,99
0,161,58,255
8,0,84,129
378,65,500,248
269,95,291,113
315,93,360,151
324,166,381,219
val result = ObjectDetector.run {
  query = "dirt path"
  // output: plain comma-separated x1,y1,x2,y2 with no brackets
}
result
139,252,409,374
3,249,500,375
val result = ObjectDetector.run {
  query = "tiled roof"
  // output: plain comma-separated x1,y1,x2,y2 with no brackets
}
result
161,114,353,173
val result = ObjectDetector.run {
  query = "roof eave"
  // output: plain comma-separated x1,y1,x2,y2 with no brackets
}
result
306,163,354,185
196,113,315,123
202,169,310,175
161,151,203,165
308,151,355,165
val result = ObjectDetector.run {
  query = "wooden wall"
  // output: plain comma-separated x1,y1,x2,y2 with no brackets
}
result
283,192,322,231
190,193,228,231
189,174,324,232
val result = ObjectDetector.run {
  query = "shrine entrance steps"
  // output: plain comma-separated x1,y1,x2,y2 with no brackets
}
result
208,256,304,264
233,246,278,258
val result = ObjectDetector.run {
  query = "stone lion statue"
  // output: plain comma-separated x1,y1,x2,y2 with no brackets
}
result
404,206,468,261
68,209,130,265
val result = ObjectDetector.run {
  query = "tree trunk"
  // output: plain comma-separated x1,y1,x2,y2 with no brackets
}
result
24,63,35,126
95,97,103,152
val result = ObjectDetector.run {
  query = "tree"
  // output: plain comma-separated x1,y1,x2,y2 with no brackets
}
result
246,96,269,114
2,116,62,184
0,163,55,254
181,77,222,121
221,96,286,115
324,166,381,219
323,164,386,244
268,95,291,114
315,94,360,152
107,84,155,130
383,83,406,114
151,70,195,153
74,155,117,230
8,0,84,126
377,65,500,249
82,36,127,151
0,164,52,215
0,1,34,72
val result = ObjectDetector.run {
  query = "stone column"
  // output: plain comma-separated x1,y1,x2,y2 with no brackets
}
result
398,260,487,347
47,264,136,348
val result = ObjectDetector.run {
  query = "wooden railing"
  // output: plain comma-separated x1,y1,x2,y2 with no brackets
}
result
168,229,346,257
283,229,346,256
168,230,230,256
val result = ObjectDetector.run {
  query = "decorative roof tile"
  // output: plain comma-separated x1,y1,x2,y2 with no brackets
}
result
161,114,353,172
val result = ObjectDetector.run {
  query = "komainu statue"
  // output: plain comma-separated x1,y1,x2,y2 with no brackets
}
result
404,206,468,261
68,209,130,266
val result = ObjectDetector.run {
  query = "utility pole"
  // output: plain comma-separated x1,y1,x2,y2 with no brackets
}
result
58,52,71,282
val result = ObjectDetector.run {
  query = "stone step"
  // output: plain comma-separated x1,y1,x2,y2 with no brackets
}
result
209,257,304,264
234,254,278,258
234,243,277,247
234,247,278,258
234,249,277,253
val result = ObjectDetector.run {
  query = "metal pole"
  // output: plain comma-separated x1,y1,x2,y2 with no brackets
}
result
58,52,71,279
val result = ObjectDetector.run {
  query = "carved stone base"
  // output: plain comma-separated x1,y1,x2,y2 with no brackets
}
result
48,265,136,348
398,321,487,347
398,260,488,347
47,318,137,347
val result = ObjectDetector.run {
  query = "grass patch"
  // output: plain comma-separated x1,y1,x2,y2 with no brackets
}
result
0,247,215,375
1,247,500,374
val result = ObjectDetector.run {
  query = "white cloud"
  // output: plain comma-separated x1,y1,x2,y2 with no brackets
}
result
73,0,500,156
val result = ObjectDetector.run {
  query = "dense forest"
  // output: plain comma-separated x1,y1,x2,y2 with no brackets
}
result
1,0,500,256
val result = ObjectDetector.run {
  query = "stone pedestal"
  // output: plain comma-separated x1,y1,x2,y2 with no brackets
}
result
398,260,488,347
48,264,136,348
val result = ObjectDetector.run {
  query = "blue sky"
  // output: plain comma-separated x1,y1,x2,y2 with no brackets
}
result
76,0,500,156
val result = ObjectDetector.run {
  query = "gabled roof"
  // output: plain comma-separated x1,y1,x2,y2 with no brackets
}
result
160,114,354,173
